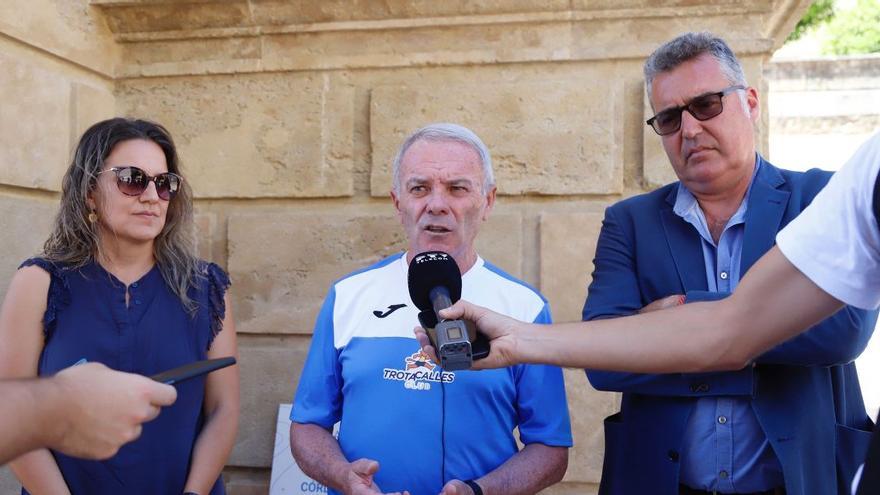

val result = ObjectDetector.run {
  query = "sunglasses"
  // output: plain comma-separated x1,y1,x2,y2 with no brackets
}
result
100,166,182,201
646,85,746,136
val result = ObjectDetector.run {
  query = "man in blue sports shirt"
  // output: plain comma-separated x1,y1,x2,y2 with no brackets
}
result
289,123,572,495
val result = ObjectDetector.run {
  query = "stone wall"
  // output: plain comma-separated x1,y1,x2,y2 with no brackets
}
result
768,54,880,171
0,1,810,493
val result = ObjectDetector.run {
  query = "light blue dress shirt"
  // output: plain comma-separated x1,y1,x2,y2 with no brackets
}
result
673,159,785,493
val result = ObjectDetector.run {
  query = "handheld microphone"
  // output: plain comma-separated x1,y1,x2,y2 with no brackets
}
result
408,251,489,370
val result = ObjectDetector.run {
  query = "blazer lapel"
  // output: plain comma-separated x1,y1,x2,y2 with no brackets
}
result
660,187,708,292
742,159,790,273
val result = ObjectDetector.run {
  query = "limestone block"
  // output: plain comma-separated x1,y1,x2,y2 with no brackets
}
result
570,11,771,63
228,212,406,335
194,211,219,263
561,369,620,484
95,1,252,34
475,212,523,279
370,80,623,197
122,37,261,72
229,335,311,467
116,74,354,198
0,48,71,191
0,0,117,76
72,83,115,144
0,195,57,302
539,212,604,322
260,21,573,76
250,0,571,24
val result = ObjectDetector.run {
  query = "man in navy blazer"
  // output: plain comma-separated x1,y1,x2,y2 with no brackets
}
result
584,32,877,495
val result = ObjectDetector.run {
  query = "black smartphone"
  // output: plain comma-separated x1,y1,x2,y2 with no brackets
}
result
149,357,236,385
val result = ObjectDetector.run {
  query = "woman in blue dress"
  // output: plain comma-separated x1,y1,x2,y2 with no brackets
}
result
0,118,240,494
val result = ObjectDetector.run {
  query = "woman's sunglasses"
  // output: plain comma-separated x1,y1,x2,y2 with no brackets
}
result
100,166,182,201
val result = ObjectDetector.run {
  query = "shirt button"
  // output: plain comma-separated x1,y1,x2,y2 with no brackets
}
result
135,299,142,305
719,470,729,479
718,416,728,424
719,271,729,280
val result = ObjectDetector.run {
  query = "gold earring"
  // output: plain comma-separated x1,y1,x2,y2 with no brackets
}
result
88,211,98,223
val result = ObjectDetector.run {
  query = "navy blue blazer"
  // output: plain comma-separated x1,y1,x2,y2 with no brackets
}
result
584,157,877,495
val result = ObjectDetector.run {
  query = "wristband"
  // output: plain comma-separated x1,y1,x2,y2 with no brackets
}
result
183,492,199,495
464,479,483,495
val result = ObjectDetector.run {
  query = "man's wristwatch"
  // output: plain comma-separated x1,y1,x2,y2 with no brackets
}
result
463,479,483,495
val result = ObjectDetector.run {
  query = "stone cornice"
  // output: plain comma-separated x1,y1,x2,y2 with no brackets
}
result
90,0,797,79
95,3,774,42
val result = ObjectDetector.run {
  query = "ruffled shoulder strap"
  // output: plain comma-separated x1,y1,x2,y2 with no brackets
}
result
198,261,231,350
18,257,71,338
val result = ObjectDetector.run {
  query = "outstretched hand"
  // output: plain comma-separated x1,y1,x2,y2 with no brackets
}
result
52,362,177,459
439,479,475,495
347,458,410,495
414,300,526,370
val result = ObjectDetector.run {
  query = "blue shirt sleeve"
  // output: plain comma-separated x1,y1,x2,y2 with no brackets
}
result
291,286,343,428
513,303,573,447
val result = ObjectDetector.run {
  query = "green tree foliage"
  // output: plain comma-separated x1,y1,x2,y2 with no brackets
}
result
788,0,835,41
823,0,880,54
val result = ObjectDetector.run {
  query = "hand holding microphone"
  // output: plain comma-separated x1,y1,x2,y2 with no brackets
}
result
408,251,490,371
415,299,526,370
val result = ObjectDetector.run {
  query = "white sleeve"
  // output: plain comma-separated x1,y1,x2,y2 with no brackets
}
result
776,132,880,310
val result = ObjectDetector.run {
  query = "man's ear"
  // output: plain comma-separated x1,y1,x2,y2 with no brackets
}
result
390,189,402,219
746,86,759,123
482,186,497,221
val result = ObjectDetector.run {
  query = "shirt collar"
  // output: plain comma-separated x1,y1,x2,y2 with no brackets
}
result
673,153,762,227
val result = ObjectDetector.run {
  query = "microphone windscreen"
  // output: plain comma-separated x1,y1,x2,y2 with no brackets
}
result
407,251,462,311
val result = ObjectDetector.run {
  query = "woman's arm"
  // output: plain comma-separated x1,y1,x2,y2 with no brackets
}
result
183,292,240,494
0,266,71,495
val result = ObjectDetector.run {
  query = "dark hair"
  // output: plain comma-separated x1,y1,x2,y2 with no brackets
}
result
644,32,747,97
43,117,199,310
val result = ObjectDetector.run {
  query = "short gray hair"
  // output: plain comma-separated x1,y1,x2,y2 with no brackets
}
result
391,123,495,194
644,32,748,98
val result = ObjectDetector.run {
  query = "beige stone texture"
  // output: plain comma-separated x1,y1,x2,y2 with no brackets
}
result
539,211,621,485
0,1,812,492
194,211,220,263
0,195,58,302
72,83,116,142
116,74,355,198
231,335,310,467
562,369,621,484
0,0,118,76
539,211,605,322
0,46,71,191
370,80,623,196
228,211,406,335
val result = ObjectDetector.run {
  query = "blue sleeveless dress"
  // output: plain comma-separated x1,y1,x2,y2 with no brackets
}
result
19,258,230,495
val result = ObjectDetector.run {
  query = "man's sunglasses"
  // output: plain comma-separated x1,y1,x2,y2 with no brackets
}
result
646,85,746,136
99,166,182,201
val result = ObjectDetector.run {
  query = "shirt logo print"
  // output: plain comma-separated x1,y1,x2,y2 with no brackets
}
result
373,304,407,318
382,349,454,391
